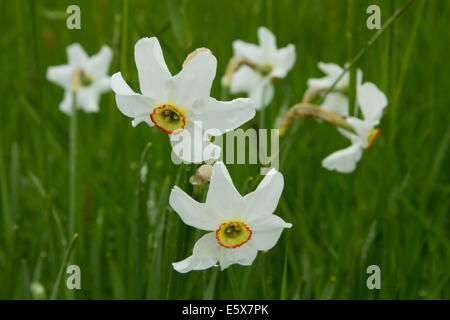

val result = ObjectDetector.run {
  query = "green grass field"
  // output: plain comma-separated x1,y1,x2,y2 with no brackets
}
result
1,0,449,299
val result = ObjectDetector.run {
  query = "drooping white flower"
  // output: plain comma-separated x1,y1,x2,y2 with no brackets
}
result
306,62,363,117
227,27,296,110
322,82,388,173
111,37,255,163
46,43,112,114
170,162,292,273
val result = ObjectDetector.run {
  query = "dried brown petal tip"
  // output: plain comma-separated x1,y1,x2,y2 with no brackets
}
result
182,48,213,68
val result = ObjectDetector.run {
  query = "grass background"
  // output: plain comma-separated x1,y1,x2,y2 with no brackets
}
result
0,0,449,299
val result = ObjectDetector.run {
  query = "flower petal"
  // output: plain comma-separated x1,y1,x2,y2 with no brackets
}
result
272,44,296,78
232,40,263,62
169,123,221,163
46,64,73,89
205,162,243,220
170,51,216,108
322,142,363,173
191,97,255,134
242,168,284,223
134,37,171,101
95,76,112,93
172,233,220,273
111,72,155,126
307,62,347,89
321,92,349,118
169,186,220,231
59,90,73,115
218,242,258,270
345,117,374,147
250,214,292,232
249,215,292,251
357,82,388,124
76,87,99,112
229,65,261,94
86,45,113,79
318,62,343,78
258,26,277,59
66,43,89,66
249,80,274,110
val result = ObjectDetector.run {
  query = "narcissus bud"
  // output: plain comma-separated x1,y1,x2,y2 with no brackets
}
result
189,164,213,186
30,282,47,300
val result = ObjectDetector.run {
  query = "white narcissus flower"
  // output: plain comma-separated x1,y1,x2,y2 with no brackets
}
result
228,26,296,110
306,62,362,117
322,82,388,173
170,162,292,273
46,43,113,114
112,37,255,163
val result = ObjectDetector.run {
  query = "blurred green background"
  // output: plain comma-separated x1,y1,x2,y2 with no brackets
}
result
0,0,449,299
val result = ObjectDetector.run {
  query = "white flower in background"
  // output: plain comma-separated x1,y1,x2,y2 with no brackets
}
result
306,62,363,117
228,26,296,110
46,43,112,114
112,37,255,163
322,82,388,173
170,162,292,273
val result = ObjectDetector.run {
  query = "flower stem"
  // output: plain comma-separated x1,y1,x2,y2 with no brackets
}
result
259,85,267,129
120,0,129,75
69,92,78,237
279,103,356,136
347,0,358,116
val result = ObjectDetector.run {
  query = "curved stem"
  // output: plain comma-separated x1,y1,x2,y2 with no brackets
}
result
279,103,355,136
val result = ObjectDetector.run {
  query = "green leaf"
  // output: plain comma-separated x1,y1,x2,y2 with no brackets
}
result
168,0,192,49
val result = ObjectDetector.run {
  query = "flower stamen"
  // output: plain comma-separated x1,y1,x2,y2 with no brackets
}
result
150,104,186,135
260,63,273,76
365,128,380,150
216,221,252,248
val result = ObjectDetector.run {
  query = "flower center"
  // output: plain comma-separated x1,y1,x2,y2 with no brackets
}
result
150,104,186,135
365,128,380,150
260,63,273,77
72,68,93,90
216,221,252,248
80,70,93,87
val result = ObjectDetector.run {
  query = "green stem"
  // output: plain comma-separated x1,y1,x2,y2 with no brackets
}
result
69,92,78,237
29,0,48,186
347,0,358,116
50,233,79,300
280,242,289,300
132,142,152,298
0,138,11,240
390,0,425,143
319,0,416,105
259,84,268,129
120,0,129,75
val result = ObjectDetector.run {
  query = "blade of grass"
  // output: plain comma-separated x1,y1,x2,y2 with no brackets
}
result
319,0,416,104
69,92,78,237
0,139,11,240
10,143,19,225
120,0,129,74
346,0,358,116
50,233,79,300
389,0,425,143
168,0,192,50
280,242,288,300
